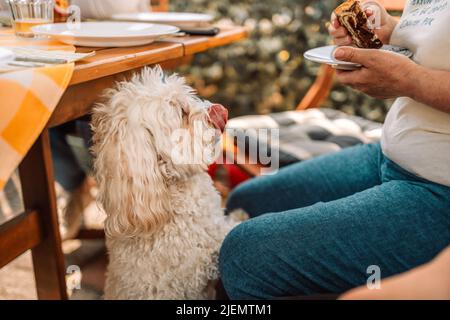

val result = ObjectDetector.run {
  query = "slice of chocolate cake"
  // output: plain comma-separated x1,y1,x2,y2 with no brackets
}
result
334,0,383,49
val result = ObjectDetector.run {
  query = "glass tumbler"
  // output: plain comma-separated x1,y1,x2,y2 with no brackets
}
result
7,0,54,38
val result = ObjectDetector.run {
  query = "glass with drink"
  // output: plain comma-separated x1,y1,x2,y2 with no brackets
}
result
7,0,54,38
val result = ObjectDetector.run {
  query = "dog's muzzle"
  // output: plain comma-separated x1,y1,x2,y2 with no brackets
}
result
208,104,228,133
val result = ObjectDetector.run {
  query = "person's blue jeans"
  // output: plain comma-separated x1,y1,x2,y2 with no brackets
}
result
219,143,450,299
49,121,92,192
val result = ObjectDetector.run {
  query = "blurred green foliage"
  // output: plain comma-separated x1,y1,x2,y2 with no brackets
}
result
171,0,390,122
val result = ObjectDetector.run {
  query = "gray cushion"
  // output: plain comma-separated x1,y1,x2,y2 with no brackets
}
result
227,108,382,167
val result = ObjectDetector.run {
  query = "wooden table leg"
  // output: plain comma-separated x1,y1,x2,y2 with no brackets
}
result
19,129,68,300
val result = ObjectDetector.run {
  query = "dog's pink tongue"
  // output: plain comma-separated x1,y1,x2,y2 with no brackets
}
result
208,104,228,133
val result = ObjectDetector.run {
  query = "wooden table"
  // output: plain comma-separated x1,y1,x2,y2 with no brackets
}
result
0,25,247,300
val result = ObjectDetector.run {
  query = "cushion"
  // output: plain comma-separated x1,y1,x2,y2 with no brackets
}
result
226,108,382,168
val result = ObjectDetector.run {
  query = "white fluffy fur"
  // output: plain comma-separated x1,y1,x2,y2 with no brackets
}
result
91,66,236,299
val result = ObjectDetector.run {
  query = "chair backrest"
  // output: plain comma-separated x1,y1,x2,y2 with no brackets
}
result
151,0,169,12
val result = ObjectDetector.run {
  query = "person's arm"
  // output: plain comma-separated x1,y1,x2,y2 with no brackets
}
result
340,246,450,300
333,47,450,115
138,0,151,12
71,0,149,19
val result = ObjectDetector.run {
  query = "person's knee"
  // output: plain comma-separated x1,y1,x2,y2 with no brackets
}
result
219,218,279,299
226,179,267,217
219,221,259,299
219,209,330,299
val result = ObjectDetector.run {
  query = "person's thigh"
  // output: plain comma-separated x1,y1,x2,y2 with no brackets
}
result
49,125,86,192
227,143,382,217
219,180,450,299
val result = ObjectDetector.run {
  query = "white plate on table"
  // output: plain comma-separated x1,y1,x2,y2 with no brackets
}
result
111,12,214,28
304,45,414,70
0,48,15,62
31,22,180,47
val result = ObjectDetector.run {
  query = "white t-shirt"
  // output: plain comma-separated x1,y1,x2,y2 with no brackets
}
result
381,0,450,187
71,0,150,19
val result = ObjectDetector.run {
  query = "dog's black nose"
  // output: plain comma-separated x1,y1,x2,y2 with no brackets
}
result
208,104,228,133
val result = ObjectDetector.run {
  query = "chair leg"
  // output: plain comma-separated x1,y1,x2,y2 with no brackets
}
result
297,64,335,110
19,129,68,300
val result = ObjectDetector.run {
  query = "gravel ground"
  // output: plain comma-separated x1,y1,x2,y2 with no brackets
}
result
0,251,37,300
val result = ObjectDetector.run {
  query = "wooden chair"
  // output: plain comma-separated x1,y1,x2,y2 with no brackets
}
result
224,0,406,177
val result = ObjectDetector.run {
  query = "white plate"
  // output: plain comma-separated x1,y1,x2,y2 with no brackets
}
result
304,45,362,70
304,45,414,70
111,12,214,28
0,48,15,62
32,22,180,47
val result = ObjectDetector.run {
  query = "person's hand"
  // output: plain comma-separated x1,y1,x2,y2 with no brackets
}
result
333,46,418,99
328,0,398,46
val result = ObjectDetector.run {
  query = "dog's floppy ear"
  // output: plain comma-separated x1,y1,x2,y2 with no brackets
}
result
91,78,171,238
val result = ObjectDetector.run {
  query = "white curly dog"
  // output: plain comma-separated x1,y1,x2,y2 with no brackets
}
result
91,66,237,300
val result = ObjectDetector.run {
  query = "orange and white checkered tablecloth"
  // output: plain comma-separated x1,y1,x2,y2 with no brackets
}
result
0,28,75,190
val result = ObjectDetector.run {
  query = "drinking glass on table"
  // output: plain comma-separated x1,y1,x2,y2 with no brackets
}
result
6,0,54,38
